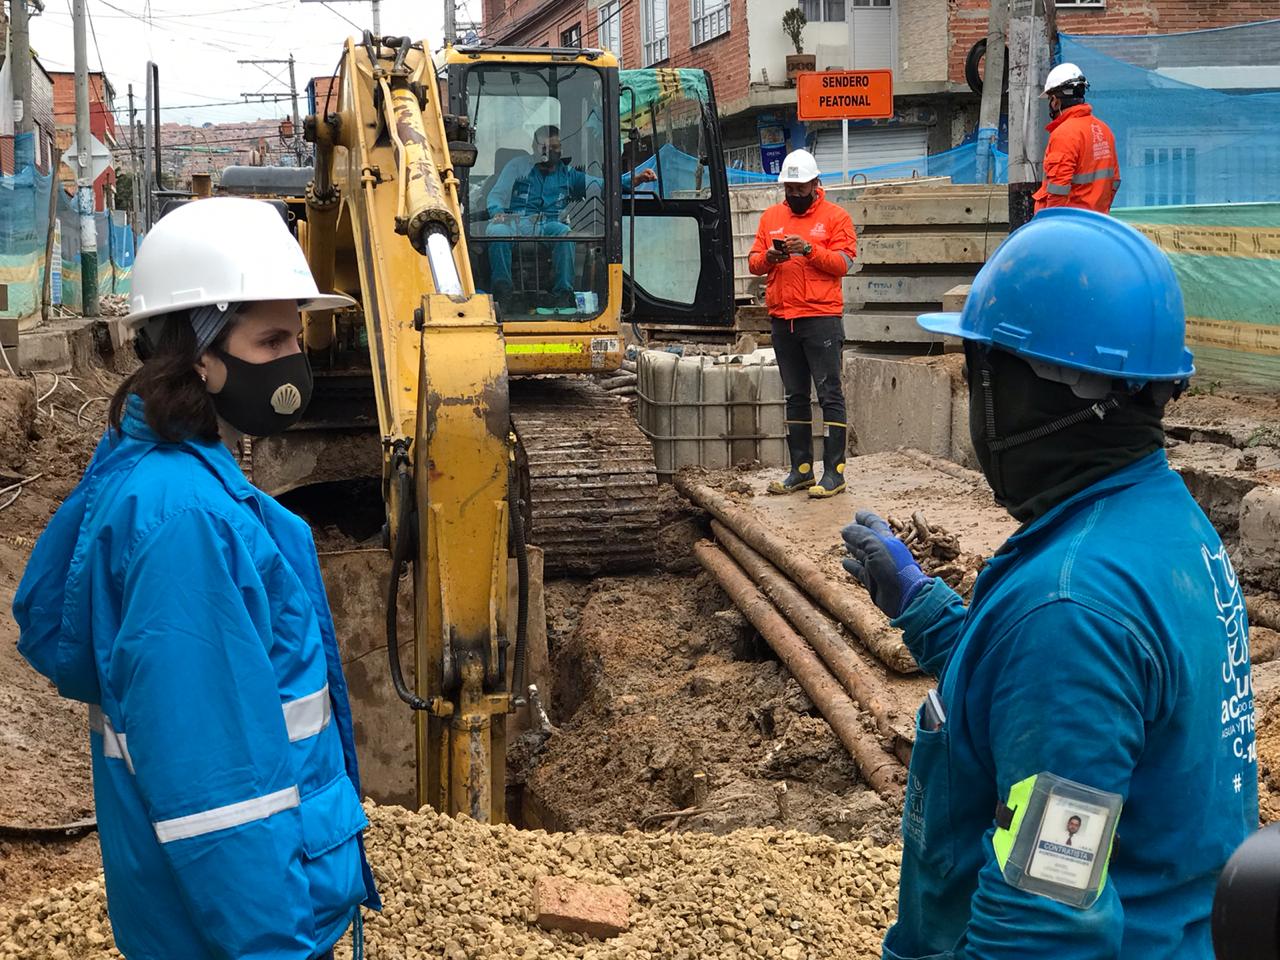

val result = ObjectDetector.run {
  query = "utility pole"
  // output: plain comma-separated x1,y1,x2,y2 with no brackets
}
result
443,0,455,45
127,84,139,232
11,0,34,168
287,54,303,166
1006,0,1057,229
239,57,304,166
976,0,1009,185
72,0,98,317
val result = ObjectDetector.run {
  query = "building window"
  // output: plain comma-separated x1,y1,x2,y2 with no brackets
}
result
1055,0,1104,6
801,0,848,21
692,0,730,45
641,0,669,66
598,0,623,64
561,22,582,47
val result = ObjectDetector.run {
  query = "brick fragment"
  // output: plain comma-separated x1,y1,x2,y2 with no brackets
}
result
533,875,631,938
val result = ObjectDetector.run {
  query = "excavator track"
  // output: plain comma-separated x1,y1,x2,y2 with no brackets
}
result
511,377,658,576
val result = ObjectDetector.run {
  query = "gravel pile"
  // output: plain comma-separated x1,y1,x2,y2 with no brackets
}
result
0,802,901,960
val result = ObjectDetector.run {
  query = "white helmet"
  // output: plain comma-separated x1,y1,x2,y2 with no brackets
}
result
126,196,354,329
777,149,821,184
1042,62,1088,97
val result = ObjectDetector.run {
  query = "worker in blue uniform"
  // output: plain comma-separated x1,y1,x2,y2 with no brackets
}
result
486,124,655,309
13,198,379,960
841,208,1257,959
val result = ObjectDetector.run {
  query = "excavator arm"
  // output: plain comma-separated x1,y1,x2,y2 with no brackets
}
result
304,34,516,821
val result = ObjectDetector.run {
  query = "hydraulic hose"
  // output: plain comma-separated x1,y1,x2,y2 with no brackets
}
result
508,467,530,702
387,449,430,710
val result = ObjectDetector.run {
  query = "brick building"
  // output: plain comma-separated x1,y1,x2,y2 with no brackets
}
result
0,50,57,177
481,0,1276,176
49,72,118,210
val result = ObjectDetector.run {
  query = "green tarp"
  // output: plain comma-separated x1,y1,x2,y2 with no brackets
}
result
1114,203,1280,391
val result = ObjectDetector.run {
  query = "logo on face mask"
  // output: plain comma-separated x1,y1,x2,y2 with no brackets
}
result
271,383,303,416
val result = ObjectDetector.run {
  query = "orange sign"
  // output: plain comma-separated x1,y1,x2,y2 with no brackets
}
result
796,70,894,121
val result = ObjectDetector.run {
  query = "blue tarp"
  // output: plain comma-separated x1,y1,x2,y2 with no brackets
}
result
725,142,1009,187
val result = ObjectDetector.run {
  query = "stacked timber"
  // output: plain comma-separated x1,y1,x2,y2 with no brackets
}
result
840,182,1008,350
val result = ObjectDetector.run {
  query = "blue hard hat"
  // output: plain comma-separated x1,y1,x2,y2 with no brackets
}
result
918,208,1195,382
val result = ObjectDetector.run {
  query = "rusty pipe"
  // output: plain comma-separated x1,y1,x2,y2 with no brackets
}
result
676,476,918,674
711,520,914,766
694,540,905,800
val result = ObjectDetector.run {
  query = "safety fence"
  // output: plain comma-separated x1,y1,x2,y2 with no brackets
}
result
726,142,1009,188
1113,202,1280,391
1062,20,1280,208
0,147,136,322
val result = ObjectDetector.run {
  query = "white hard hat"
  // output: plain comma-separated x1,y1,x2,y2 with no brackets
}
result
1042,62,1088,97
126,196,354,329
777,149,821,184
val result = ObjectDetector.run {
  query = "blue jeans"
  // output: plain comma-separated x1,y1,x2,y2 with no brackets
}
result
486,216,575,294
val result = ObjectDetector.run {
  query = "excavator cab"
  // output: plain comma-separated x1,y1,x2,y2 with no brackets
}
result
446,49,735,367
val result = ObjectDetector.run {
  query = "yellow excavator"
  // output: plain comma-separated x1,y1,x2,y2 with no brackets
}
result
241,35,735,822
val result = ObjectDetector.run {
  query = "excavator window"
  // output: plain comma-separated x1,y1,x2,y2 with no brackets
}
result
461,63,613,320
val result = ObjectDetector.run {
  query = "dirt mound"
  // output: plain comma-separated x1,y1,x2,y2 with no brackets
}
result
522,571,898,844
0,802,902,960
0,360,130,909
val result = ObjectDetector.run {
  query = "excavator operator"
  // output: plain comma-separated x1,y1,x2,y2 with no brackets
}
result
486,124,655,312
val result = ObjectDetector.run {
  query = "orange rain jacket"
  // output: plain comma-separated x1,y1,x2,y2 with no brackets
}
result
1034,103,1121,214
748,187,857,320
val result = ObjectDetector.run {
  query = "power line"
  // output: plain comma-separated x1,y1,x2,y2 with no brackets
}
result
319,1,361,31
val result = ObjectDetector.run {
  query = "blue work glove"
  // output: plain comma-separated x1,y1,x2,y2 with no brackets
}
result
841,510,932,619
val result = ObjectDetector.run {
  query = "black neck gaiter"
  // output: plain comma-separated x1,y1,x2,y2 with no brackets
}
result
967,345,1168,524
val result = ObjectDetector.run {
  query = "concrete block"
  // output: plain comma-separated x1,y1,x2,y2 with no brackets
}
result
950,379,978,469
534,876,631,938
943,284,972,313
1236,485,1280,592
844,354,952,457
857,230,1007,266
840,191,1010,227
845,273,974,305
843,310,956,344
15,319,96,373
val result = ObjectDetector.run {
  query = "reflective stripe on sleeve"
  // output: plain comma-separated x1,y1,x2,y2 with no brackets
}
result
840,253,854,272
89,705,135,775
1045,182,1072,196
282,684,332,743
1071,167,1115,185
153,785,300,844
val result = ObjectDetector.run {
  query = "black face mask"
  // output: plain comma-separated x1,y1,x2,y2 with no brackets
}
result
786,192,815,215
211,349,313,437
965,343,1167,524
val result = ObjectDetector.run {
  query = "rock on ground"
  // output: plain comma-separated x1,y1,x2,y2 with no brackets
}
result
0,801,901,960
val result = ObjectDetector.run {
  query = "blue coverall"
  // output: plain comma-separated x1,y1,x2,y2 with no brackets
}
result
485,155,611,295
14,395,379,960
886,450,1257,959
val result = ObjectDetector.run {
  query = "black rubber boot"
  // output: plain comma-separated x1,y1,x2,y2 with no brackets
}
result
809,424,847,498
767,422,814,495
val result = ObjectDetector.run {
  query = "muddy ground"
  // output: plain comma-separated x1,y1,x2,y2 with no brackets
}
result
0,361,130,909
4,366,1280,936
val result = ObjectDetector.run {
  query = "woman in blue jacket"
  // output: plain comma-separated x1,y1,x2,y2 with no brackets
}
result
14,197,379,960
843,210,1256,959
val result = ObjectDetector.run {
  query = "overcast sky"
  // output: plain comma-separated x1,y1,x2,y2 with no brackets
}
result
27,0,457,126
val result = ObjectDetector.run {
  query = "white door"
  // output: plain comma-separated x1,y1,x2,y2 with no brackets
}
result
811,125,927,179
848,0,897,73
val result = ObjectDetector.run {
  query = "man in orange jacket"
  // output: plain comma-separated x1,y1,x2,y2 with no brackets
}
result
1034,63,1121,214
748,149,857,498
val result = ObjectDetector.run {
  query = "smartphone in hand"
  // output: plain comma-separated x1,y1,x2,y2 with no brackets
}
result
772,238,788,255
